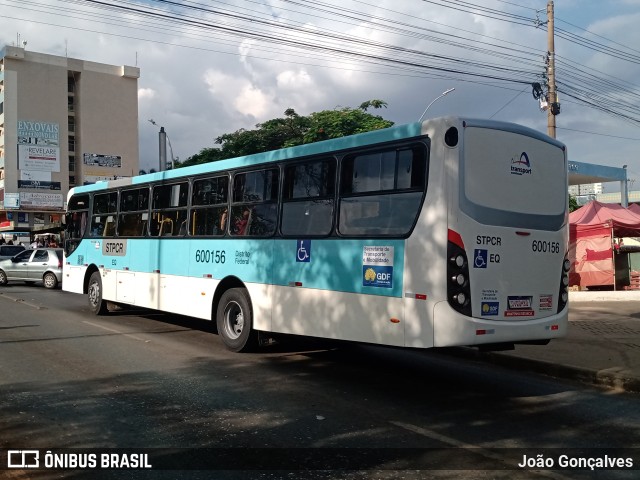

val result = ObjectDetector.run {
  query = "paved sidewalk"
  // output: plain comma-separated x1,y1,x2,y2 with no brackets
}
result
458,292,640,393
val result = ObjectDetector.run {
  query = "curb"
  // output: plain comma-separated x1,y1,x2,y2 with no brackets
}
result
569,291,640,302
440,347,640,393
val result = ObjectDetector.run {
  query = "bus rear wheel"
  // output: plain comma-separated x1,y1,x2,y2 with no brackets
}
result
88,271,108,315
216,288,257,352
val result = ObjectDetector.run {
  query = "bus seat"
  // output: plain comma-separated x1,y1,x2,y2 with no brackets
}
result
159,218,173,236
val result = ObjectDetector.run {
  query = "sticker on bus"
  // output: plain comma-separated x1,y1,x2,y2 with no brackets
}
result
102,239,127,256
362,246,394,288
296,240,311,263
539,294,553,311
481,302,499,316
505,295,534,317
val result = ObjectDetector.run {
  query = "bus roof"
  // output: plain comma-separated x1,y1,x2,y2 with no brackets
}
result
69,116,563,195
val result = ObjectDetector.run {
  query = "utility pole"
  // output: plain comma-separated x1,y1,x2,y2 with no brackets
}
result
159,127,167,172
547,1,558,138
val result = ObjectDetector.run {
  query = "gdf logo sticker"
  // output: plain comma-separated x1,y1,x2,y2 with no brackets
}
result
362,246,394,289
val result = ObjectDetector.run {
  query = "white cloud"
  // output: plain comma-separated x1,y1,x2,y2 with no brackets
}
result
138,88,156,100
234,84,272,118
1,0,639,178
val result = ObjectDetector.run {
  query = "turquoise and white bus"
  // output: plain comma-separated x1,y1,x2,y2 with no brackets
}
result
63,116,570,352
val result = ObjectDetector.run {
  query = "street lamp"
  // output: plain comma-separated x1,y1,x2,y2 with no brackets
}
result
418,88,455,122
148,119,175,171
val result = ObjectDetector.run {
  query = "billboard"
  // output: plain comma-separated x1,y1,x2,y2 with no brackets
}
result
18,170,61,190
18,145,61,172
19,192,64,210
83,153,122,168
17,120,59,147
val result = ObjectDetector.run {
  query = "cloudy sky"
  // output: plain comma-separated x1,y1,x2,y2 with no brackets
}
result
2,0,640,190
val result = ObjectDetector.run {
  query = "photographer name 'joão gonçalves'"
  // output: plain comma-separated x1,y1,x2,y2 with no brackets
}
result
518,453,634,471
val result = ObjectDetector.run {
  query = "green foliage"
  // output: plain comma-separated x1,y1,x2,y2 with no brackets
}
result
177,101,393,168
358,99,388,111
302,106,393,144
569,194,579,212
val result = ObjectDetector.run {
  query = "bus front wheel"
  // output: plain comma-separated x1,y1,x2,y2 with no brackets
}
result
88,271,108,315
216,288,257,352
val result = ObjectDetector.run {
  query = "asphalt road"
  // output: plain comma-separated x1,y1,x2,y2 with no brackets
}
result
1,285,639,480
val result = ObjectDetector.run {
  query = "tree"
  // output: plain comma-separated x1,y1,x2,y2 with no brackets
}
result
569,194,579,212
177,101,393,168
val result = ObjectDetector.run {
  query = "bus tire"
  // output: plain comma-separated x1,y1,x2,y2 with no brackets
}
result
216,288,257,353
88,271,108,315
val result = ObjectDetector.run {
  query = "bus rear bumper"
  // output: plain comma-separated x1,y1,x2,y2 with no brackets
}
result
433,301,568,348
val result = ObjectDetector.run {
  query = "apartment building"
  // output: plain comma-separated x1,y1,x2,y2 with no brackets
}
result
0,45,139,238
568,182,603,197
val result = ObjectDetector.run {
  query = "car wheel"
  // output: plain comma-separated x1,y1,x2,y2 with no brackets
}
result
43,272,58,289
0,269,7,286
216,288,258,352
88,271,108,315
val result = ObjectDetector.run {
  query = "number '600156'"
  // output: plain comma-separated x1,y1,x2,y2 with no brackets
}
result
195,250,226,263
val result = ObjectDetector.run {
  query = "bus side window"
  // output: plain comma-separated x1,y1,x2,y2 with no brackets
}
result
281,159,335,236
191,176,229,237
231,169,278,237
338,145,427,236
91,192,118,237
118,187,149,237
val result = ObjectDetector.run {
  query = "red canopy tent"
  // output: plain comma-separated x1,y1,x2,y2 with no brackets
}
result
629,203,640,216
569,201,640,288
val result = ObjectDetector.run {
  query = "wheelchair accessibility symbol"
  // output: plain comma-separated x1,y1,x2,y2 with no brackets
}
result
474,249,488,268
296,240,311,263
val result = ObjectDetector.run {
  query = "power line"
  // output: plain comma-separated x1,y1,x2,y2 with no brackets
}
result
2,0,639,126
557,127,640,141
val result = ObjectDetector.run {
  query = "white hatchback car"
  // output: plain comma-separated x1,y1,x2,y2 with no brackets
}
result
0,248,63,289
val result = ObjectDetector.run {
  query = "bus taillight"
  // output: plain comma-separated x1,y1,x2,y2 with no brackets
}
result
447,231,471,317
557,255,570,313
